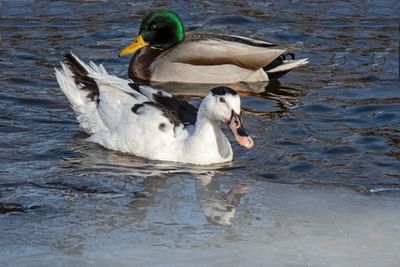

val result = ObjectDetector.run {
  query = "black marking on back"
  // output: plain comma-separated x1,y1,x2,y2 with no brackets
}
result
158,123,167,131
123,91,137,99
128,82,141,93
131,103,144,114
211,86,238,96
153,94,198,125
142,101,182,127
130,84,198,126
63,53,99,101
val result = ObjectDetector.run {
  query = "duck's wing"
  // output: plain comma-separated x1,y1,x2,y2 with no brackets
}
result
56,53,198,135
186,32,277,48
149,32,308,83
56,53,148,133
150,37,284,83
127,83,198,125
88,69,199,158
162,36,286,71
186,33,309,78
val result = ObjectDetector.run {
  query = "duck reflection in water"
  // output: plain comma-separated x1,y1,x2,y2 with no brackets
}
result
62,146,251,226
196,173,250,225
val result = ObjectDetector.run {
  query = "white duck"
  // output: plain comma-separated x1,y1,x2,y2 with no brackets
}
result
55,53,254,165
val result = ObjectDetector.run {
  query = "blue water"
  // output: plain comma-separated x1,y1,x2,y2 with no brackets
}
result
1,0,399,266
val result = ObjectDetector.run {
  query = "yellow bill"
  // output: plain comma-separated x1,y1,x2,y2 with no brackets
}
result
118,35,149,57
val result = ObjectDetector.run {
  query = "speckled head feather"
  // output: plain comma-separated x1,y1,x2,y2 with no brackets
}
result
210,86,238,96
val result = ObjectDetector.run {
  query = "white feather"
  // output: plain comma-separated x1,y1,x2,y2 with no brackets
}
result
266,58,310,73
55,54,253,164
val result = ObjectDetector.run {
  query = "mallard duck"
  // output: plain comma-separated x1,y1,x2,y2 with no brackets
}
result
55,53,254,165
119,9,309,84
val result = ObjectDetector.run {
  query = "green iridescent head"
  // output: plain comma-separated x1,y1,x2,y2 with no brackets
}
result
119,10,185,56
140,10,185,49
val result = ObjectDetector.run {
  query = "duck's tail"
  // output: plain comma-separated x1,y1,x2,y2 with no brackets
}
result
263,51,309,80
55,52,108,134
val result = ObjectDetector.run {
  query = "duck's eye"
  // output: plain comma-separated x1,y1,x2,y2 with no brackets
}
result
150,24,157,30
219,97,225,103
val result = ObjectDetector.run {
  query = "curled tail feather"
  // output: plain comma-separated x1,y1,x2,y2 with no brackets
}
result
55,52,107,134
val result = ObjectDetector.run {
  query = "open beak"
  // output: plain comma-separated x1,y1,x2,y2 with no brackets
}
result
118,34,149,57
225,111,254,149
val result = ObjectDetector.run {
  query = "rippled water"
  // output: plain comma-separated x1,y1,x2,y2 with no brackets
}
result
1,0,399,266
